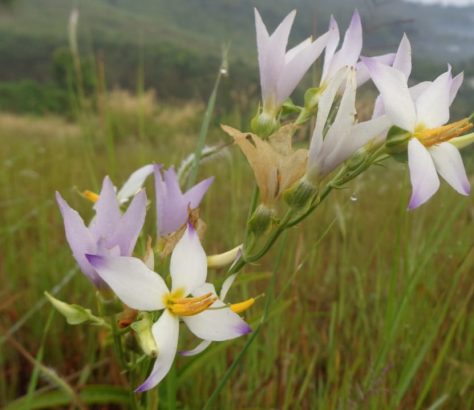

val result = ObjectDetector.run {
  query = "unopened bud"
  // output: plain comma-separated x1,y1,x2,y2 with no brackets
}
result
450,132,474,150
304,87,322,112
45,292,105,326
385,125,411,156
248,204,274,236
131,313,157,357
207,245,242,269
283,178,318,209
251,111,279,138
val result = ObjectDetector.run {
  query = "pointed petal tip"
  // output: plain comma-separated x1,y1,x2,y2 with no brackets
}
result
85,254,103,267
237,322,252,336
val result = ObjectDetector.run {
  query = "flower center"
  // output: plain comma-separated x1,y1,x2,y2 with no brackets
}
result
414,118,473,147
163,289,216,317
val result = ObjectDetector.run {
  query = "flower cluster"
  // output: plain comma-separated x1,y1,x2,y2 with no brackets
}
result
49,7,473,397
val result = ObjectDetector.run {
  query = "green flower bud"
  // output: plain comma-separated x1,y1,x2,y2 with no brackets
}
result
385,125,411,155
131,313,157,357
45,292,105,326
304,87,322,112
283,178,318,209
248,204,274,236
251,111,279,138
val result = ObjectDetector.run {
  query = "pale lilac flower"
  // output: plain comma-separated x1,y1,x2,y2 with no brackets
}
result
56,176,147,286
320,11,397,89
255,8,330,115
154,165,213,238
364,58,470,208
86,224,251,392
306,67,391,183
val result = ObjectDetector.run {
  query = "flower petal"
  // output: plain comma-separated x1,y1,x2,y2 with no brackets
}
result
321,15,340,82
108,189,147,256
415,68,452,128
392,33,412,79
116,164,154,204
325,10,362,81
56,192,100,285
363,58,416,132
86,255,168,311
183,302,251,341
449,72,463,106
154,165,188,237
255,9,296,107
276,31,329,105
180,340,212,357
220,274,237,300
183,176,214,209
407,138,440,209
430,142,470,196
135,310,179,392
89,176,122,239
170,224,207,295
356,53,395,87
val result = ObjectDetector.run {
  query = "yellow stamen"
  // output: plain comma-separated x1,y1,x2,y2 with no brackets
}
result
165,291,217,317
82,190,100,203
230,298,255,314
415,118,473,147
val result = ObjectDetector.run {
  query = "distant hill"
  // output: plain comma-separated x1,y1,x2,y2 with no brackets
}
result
0,0,473,115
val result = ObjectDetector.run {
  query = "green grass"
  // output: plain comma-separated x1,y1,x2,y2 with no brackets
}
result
0,99,473,409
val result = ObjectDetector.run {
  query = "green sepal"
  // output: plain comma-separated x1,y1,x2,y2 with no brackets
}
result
385,125,411,155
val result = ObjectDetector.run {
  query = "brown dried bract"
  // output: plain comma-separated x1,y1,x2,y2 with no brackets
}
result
222,124,307,205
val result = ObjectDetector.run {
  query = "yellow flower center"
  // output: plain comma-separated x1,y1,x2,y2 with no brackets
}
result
414,118,473,147
163,289,216,317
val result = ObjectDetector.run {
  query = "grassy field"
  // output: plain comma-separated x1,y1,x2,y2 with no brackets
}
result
0,89,473,409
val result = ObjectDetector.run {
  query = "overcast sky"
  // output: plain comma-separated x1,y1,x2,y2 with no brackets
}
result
404,0,474,6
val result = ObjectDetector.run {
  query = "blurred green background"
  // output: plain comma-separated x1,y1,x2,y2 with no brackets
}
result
1,0,473,409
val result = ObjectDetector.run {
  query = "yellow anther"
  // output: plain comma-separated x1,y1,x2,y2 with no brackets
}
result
165,292,216,317
82,190,100,203
415,118,473,147
230,298,255,314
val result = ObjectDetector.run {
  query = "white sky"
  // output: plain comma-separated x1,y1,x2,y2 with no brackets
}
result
404,0,474,6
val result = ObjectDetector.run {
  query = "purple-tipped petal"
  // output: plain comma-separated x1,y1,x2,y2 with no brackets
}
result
108,190,147,256
182,301,252,341
325,10,362,81
416,67,452,128
430,142,470,196
56,192,101,285
135,311,179,392
89,176,121,238
356,53,395,86
407,138,440,209
86,254,169,311
154,165,187,237
183,176,214,209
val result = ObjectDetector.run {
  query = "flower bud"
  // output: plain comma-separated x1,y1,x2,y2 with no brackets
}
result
385,125,411,156
131,313,157,357
248,204,274,236
45,292,104,326
283,178,318,209
304,87,322,113
250,111,279,138
450,132,474,150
